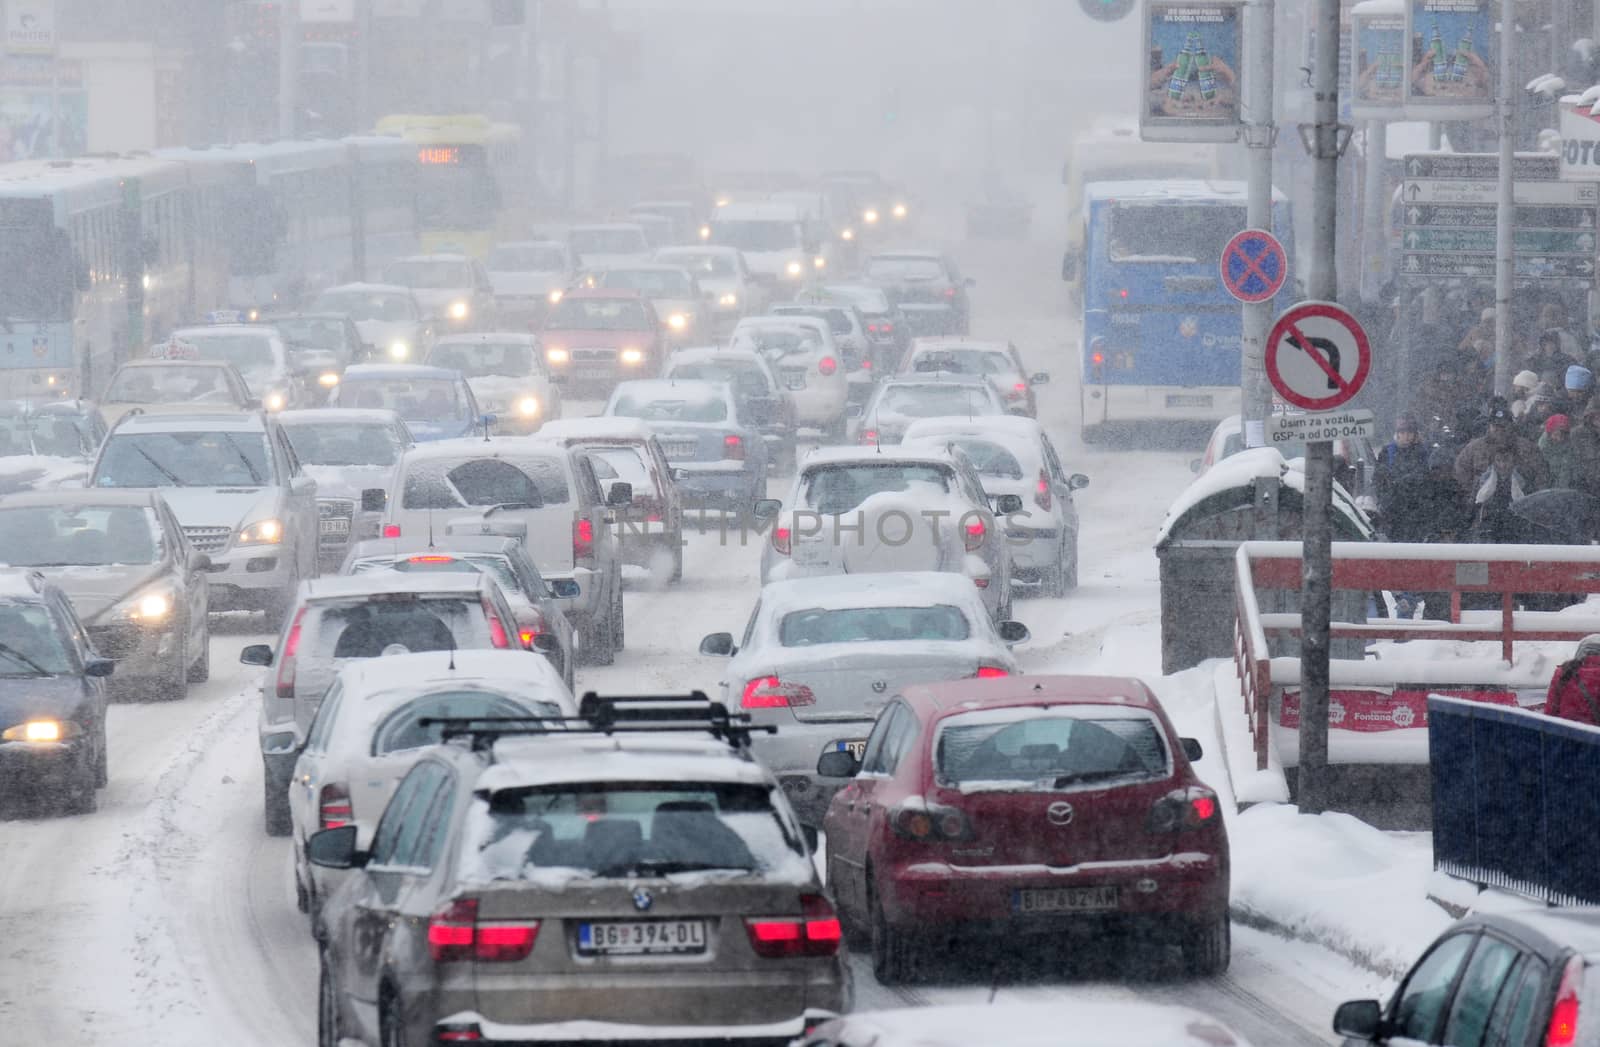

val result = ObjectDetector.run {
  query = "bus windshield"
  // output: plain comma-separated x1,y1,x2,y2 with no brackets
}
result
0,203,75,320
416,163,497,230
1108,203,1246,264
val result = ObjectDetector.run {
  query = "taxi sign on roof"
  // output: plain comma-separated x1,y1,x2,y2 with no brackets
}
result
148,338,199,361
204,309,246,325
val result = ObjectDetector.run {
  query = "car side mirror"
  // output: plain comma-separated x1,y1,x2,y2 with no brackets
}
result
1061,253,1077,281
531,632,560,654
1181,737,1204,761
752,498,781,519
307,824,368,870
187,551,212,572
606,481,633,507
845,403,864,419
997,620,1030,646
1030,372,1050,386
994,494,1024,515
1189,458,1203,475
549,578,581,599
1332,1000,1383,1039
84,657,115,678
816,750,861,778
670,467,689,482
1068,473,1089,491
360,488,388,513
699,632,735,656
240,643,274,666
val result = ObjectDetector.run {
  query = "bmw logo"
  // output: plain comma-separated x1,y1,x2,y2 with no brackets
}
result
1179,317,1199,338
632,888,654,912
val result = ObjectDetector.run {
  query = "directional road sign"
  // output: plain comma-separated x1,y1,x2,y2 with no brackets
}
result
1220,229,1288,304
1265,301,1371,412
1399,152,1600,285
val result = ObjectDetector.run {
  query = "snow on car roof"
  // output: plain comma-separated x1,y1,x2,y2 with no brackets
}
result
569,222,648,233
901,419,1045,466
330,650,572,711
476,733,774,792
666,346,764,365
759,571,989,615
904,674,1160,714
172,324,282,342
276,408,404,427
298,572,501,601
431,332,538,347
341,364,460,382
318,282,415,297
910,337,1011,354
657,245,739,257
535,417,657,441
0,488,163,509
111,411,268,433
399,437,567,464
820,1002,1252,1047
345,534,521,559
394,252,471,264
608,378,731,404
799,444,959,469
713,202,803,220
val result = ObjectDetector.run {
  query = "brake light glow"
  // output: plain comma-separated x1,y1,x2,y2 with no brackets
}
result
318,782,352,830
963,517,986,551
974,665,1009,678
741,675,816,708
573,516,594,562
744,895,842,958
1035,469,1052,511
428,897,539,963
723,434,744,460
275,607,306,698
943,287,956,298
483,600,509,648
382,523,401,538
408,555,455,564
1548,955,1584,1045
1119,288,1129,299
1148,787,1223,833
818,356,838,376
771,525,791,555
859,429,878,445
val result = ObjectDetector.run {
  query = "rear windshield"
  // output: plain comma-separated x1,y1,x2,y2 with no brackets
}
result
105,365,238,406
571,228,649,256
666,361,770,399
599,269,693,297
337,378,466,423
373,691,562,755
401,456,571,510
935,710,1170,788
608,392,728,423
780,605,969,646
661,252,734,278
349,553,523,595
587,447,658,497
800,463,951,515
281,421,402,467
942,439,1023,479
426,341,536,379
865,257,946,282
304,597,486,660
775,307,851,335
1108,203,1247,264
879,384,998,418
312,291,416,323
461,782,808,882
911,349,1013,376
708,220,797,253
730,327,818,356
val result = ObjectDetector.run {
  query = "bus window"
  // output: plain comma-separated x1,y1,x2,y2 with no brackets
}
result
1108,204,1246,264
0,208,74,319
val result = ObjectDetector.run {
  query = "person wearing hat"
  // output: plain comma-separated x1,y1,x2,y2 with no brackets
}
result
1546,635,1600,726
1510,370,1540,420
1559,364,1595,418
1525,329,1579,385
1375,414,1433,541
1454,398,1551,494
1540,413,1576,488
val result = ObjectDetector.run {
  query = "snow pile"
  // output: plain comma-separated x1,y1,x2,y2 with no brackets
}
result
1229,803,1452,978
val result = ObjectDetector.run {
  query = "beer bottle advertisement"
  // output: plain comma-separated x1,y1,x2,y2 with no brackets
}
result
1350,4,1407,118
1401,0,1494,119
1139,0,1244,143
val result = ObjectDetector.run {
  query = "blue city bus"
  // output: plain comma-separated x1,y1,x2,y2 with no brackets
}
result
1079,180,1293,442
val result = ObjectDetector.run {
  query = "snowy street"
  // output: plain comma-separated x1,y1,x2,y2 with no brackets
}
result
0,231,1396,1044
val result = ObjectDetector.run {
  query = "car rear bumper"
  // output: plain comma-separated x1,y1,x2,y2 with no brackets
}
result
880,853,1228,928
669,465,759,508
199,545,295,608
548,567,604,623
1003,527,1062,572
897,304,962,333
752,729,875,825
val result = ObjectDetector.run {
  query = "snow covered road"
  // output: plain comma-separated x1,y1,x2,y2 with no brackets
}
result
0,234,1387,1044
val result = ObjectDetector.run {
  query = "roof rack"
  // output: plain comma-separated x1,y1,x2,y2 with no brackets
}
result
419,690,775,756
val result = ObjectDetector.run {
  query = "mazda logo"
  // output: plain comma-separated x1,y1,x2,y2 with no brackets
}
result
1047,801,1074,826
871,680,887,693
631,888,653,912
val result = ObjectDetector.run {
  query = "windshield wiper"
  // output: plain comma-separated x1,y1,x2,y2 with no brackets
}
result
596,860,754,877
0,642,52,676
1052,769,1137,788
132,445,190,487
220,433,264,485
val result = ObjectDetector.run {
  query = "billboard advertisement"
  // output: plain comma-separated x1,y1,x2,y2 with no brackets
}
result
1351,3,1407,117
1403,0,1494,119
1141,0,1244,143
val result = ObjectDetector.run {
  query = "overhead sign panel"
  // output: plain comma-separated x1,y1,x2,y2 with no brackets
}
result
1403,0,1494,120
1559,100,1600,182
1140,0,1244,143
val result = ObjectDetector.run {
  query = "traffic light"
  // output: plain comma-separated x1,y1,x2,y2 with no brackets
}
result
1079,0,1136,22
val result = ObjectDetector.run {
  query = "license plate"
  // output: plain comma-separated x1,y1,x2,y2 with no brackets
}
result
662,441,697,459
1013,886,1119,914
784,374,806,390
319,519,349,535
831,738,867,759
791,538,831,567
578,367,612,379
577,919,707,955
1166,394,1213,408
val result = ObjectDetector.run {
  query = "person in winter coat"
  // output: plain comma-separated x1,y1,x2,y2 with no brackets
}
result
1545,635,1600,726
1540,414,1575,488
1524,330,1579,386
1510,370,1539,420
1374,414,1432,540
1416,444,1472,542
1521,381,1560,442
1557,364,1595,419
1469,444,1535,543
1569,403,1600,494
1453,401,1552,494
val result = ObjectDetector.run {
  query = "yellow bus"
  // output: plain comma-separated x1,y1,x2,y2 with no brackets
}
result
374,114,522,259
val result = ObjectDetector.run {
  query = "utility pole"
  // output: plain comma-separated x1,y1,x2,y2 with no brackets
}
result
1241,0,1278,433
1492,0,1516,397
1297,0,1344,816
278,0,298,138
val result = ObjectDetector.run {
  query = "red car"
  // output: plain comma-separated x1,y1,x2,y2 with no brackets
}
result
818,674,1229,984
540,288,662,395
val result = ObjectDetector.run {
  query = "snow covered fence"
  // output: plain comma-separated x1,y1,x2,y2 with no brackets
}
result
1430,695,1600,906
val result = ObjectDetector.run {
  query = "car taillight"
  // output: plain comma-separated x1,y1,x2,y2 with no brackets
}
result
942,287,956,298
744,895,842,958
818,356,837,376
436,1023,484,1042
428,897,539,963
771,525,791,556
1035,469,1052,511
483,600,509,648
1007,382,1027,399
275,607,306,698
1548,955,1585,1045
740,675,816,708
973,664,1009,678
1147,787,1222,833
382,523,401,538
861,359,872,370
963,516,986,551
408,555,455,564
859,429,878,445
723,434,744,460
890,799,971,842
573,516,594,562
318,782,352,830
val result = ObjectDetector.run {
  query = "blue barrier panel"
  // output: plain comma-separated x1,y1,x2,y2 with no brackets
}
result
1430,695,1600,906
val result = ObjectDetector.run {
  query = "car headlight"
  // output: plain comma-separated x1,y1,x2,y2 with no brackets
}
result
264,391,287,412
121,588,174,621
247,308,260,321
1,719,78,743
517,395,541,417
699,225,712,240
667,313,688,331
318,371,340,388
546,346,569,364
715,196,730,208
785,260,804,277
863,209,880,224
719,292,738,308
813,256,827,270
548,288,564,305
841,228,855,241
237,518,283,545
893,203,908,219
388,340,410,360
620,347,645,366
449,300,470,320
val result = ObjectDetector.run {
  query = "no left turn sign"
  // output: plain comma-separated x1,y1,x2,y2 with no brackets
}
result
1264,301,1371,412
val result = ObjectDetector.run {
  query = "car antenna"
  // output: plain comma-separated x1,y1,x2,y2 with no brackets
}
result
428,507,435,549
